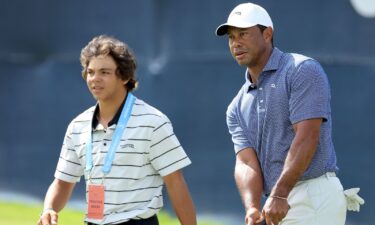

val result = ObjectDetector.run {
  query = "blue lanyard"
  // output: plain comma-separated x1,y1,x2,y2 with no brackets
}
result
85,92,135,174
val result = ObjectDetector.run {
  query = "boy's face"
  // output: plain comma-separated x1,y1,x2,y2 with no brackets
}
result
86,54,127,102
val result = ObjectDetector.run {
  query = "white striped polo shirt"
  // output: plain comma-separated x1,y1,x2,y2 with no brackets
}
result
54,96,191,224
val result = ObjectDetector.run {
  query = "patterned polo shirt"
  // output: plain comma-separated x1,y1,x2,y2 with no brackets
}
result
55,95,191,224
226,47,338,195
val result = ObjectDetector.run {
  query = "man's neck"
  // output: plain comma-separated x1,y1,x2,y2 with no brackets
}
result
97,91,127,128
248,46,273,83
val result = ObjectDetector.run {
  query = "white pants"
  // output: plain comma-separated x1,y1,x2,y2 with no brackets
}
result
279,173,347,225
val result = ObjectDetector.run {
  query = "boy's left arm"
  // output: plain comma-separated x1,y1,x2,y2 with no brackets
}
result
164,170,197,225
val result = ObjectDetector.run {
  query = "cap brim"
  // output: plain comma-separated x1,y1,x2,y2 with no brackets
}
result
215,23,230,36
215,22,258,36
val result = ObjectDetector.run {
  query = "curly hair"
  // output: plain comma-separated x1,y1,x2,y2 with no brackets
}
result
80,35,138,91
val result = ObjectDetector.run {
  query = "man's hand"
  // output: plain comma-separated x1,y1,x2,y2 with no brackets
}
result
262,197,289,225
245,207,264,225
37,208,58,225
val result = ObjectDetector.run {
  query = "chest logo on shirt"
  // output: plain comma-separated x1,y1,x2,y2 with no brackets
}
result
271,83,276,88
122,144,135,149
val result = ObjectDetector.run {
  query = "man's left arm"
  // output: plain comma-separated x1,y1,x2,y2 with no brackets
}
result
164,170,197,225
263,118,322,225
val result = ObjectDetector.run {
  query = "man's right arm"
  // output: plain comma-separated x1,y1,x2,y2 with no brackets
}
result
235,148,264,225
38,178,76,225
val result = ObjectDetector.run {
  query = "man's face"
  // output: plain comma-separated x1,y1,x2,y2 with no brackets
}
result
227,26,268,68
86,55,127,102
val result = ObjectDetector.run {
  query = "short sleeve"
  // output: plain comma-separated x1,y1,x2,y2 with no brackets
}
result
148,116,191,177
54,122,84,183
226,96,252,154
289,60,331,124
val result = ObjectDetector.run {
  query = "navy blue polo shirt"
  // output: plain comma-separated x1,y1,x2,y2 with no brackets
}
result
226,47,338,195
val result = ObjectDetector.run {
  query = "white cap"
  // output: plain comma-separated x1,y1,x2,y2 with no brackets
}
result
216,3,273,36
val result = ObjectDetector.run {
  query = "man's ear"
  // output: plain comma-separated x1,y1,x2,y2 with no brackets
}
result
263,27,273,43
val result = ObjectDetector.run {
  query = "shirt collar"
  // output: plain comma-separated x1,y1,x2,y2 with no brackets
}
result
245,71,257,91
91,96,127,130
263,47,283,71
245,47,283,91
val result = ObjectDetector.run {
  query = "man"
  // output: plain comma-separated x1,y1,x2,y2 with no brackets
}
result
215,3,351,225
38,35,197,225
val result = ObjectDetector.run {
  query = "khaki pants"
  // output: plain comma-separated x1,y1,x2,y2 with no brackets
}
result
280,173,347,225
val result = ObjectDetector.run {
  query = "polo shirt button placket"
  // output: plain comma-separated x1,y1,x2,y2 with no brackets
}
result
258,86,265,113
103,129,109,147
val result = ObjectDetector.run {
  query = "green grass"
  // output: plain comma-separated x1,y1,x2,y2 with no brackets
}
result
0,201,222,225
